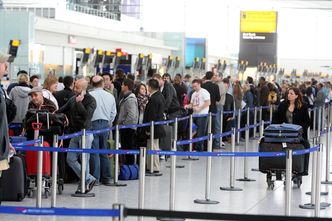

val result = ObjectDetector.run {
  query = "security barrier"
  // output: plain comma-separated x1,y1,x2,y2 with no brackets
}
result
4,104,332,219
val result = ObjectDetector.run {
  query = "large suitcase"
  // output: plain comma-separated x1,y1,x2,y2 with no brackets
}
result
263,123,303,143
26,141,51,177
159,125,172,151
0,155,28,201
259,141,306,174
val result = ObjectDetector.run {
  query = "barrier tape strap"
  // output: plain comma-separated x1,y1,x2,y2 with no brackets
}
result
0,205,120,217
12,145,319,157
176,135,209,145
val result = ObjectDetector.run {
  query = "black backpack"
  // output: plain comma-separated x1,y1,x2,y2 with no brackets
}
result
1,87,17,123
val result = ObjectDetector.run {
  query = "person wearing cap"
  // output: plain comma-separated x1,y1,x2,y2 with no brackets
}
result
27,86,56,112
23,86,57,140
0,51,15,203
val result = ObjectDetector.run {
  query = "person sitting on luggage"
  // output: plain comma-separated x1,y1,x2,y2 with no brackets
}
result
273,87,310,139
57,78,97,194
24,86,57,140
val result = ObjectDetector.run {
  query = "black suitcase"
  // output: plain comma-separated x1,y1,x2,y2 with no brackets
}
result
0,155,27,201
259,141,305,173
259,138,310,189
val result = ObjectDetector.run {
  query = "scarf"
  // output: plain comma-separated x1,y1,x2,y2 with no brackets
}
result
137,94,148,112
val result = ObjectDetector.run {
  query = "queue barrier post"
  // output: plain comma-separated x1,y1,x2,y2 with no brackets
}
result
72,129,95,197
51,135,59,207
183,115,199,161
194,133,219,204
36,136,44,208
109,125,127,186
285,149,293,216
138,147,146,221
220,128,243,192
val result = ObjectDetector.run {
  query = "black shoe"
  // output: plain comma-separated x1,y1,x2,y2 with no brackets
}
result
86,179,96,193
102,181,113,186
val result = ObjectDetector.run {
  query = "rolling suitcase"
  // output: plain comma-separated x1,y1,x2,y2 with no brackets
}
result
263,123,303,143
0,155,27,201
26,141,51,177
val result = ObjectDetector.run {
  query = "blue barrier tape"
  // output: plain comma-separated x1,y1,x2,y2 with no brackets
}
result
154,119,175,125
14,139,41,146
12,145,140,155
264,121,272,125
0,205,120,217
223,111,234,114
58,131,83,141
248,123,260,129
87,127,115,135
8,123,22,129
192,113,209,118
212,131,233,139
12,145,319,157
293,146,319,155
176,135,209,146
177,116,190,121
236,127,248,133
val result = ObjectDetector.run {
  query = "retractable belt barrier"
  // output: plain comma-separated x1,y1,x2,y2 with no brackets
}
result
12,144,319,158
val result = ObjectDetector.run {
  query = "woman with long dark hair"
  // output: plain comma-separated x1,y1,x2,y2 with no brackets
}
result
273,87,310,139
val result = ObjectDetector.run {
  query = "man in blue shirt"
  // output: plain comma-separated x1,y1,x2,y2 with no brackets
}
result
89,75,117,186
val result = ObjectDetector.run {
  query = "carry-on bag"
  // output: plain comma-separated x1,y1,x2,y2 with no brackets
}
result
0,155,28,201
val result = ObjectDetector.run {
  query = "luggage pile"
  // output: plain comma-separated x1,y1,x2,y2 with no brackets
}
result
259,123,310,190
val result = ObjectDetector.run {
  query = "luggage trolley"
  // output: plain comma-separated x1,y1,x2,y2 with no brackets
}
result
258,124,310,190
25,111,65,198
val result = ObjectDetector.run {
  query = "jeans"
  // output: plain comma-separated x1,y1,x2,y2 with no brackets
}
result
193,116,208,151
213,106,223,147
90,120,112,183
67,133,95,184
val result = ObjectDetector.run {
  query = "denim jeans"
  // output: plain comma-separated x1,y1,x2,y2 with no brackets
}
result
213,106,223,147
67,133,95,184
90,120,112,183
193,116,208,151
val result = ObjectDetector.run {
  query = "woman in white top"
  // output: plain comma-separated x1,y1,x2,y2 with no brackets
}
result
42,75,59,110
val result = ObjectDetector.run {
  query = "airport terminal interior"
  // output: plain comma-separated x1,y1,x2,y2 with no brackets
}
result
1,0,332,220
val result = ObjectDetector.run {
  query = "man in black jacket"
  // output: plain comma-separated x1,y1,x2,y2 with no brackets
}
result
54,76,75,108
153,74,180,119
57,78,97,194
202,71,221,148
143,79,166,173
54,76,75,182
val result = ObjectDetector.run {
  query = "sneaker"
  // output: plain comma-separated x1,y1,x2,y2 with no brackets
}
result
160,155,165,160
86,179,97,193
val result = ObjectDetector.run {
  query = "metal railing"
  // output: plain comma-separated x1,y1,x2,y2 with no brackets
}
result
1,6,56,19
66,2,119,21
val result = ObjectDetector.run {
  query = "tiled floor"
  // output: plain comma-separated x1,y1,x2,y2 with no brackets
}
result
1,134,332,221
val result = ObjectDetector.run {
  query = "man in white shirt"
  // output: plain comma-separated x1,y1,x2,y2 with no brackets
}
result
185,79,210,151
89,75,117,186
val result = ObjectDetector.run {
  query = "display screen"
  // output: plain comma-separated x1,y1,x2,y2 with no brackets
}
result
239,11,278,66
185,38,206,68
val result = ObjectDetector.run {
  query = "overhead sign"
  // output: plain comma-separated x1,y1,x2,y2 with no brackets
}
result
240,11,277,33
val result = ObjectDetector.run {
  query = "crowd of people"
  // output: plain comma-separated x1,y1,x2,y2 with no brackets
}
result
1,49,331,196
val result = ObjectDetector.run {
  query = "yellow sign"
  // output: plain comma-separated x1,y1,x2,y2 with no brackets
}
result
106,51,113,56
97,50,103,55
11,40,20,47
240,11,277,33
